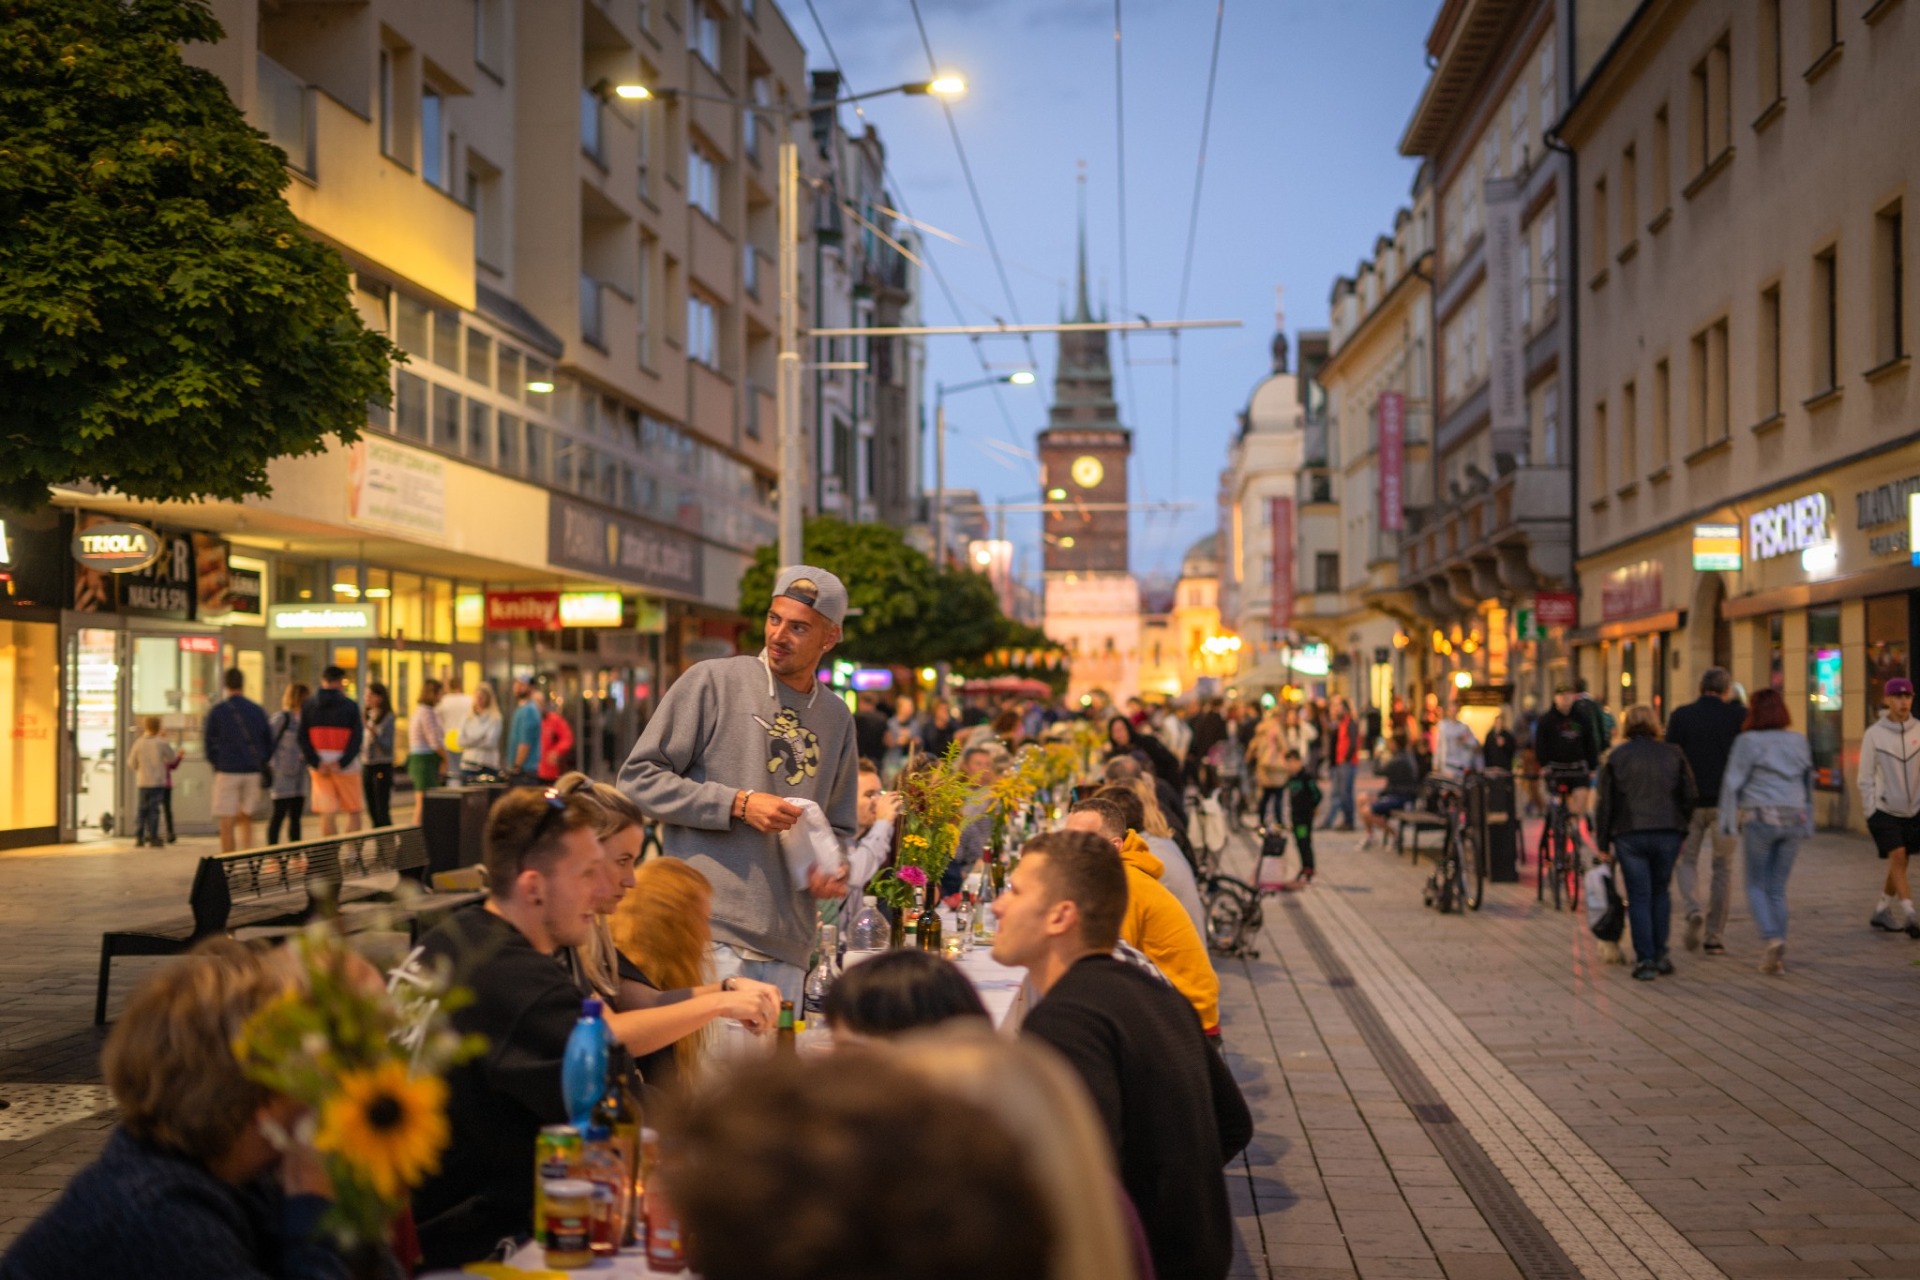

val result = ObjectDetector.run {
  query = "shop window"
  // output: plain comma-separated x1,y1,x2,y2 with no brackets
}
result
1808,606,1842,789
0,622,58,833
1867,594,1910,715
275,559,323,603
391,574,425,644
428,577,453,645
365,568,392,637
1620,638,1638,703
455,583,484,644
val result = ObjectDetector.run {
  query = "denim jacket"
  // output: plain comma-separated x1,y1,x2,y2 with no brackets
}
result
1717,730,1814,836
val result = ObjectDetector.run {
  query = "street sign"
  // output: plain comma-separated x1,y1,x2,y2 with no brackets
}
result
1516,609,1541,642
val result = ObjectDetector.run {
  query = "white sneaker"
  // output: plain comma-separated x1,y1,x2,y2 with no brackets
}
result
1872,906,1903,932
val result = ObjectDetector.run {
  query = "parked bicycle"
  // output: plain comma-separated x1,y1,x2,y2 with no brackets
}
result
1420,774,1483,914
1534,763,1589,911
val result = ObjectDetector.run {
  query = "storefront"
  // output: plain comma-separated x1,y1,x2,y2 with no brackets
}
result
0,508,65,849
1577,440,1920,830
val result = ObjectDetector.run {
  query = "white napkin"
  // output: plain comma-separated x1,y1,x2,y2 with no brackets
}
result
779,797,845,889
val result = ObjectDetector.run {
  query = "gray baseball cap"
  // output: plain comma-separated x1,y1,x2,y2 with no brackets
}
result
772,565,847,627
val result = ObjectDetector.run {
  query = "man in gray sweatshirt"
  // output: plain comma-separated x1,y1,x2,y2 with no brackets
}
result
619,566,860,1019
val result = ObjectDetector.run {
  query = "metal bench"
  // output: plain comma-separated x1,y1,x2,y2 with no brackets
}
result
1388,805,1450,863
95,825,481,1023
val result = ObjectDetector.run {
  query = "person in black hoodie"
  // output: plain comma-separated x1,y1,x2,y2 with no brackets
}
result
1593,705,1699,981
1661,667,1747,954
993,828,1251,1280
1108,715,1184,794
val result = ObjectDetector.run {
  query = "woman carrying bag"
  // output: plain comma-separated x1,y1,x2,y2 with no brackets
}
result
1593,705,1698,982
1717,688,1813,975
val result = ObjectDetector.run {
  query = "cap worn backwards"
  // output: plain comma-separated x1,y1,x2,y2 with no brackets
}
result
772,565,848,628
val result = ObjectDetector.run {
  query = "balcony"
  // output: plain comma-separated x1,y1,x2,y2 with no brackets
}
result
254,54,313,176
580,275,604,350
1399,463,1573,619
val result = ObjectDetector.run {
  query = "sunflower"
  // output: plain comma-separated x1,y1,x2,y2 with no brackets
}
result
314,1060,450,1202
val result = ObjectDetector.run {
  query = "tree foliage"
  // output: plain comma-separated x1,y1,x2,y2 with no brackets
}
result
738,517,1022,668
0,0,400,509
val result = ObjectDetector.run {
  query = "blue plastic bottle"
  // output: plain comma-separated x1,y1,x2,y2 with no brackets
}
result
561,998,609,1129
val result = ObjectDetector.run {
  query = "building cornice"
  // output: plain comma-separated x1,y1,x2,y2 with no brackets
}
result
1322,251,1434,379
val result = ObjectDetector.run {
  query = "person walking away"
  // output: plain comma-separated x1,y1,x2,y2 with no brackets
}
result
1247,711,1291,829
1663,666,1748,955
1320,698,1362,830
458,683,503,780
618,565,861,1037
1281,749,1321,887
1433,696,1482,781
1593,705,1698,981
1482,712,1518,773
1718,689,1813,974
297,666,363,837
923,699,959,758
538,692,574,782
1186,698,1228,787
853,692,889,767
1533,683,1603,856
1107,715,1183,794
436,676,472,778
203,667,273,853
1155,702,1192,766
127,717,175,847
361,682,396,829
505,677,544,785
992,829,1251,1280
882,695,923,778
265,683,310,844
1860,676,1920,937
1363,735,1424,850
406,679,448,824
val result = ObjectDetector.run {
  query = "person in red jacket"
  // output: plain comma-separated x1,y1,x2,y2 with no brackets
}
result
538,694,575,782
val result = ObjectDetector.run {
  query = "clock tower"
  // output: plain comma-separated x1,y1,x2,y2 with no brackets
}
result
1036,212,1131,574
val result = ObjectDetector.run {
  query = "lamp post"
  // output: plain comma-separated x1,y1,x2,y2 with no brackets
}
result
933,371,1035,571
612,76,965,568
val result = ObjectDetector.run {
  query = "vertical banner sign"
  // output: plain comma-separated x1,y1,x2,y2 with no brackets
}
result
1269,496,1294,631
1377,392,1405,531
1484,175,1528,462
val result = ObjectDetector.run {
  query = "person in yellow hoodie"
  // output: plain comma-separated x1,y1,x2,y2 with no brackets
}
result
1064,796,1222,1039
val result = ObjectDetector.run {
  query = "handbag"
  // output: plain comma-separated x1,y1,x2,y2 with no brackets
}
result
1586,864,1625,942
1256,827,1291,891
261,714,289,790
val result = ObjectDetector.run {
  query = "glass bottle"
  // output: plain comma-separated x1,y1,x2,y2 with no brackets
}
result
776,999,796,1053
591,1048,643,1248
802,923,838,1026
917,881,943,952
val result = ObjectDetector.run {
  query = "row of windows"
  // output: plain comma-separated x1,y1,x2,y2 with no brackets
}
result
1441,39,1558,272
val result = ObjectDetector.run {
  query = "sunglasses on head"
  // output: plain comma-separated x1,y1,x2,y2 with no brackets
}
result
520,775,596,869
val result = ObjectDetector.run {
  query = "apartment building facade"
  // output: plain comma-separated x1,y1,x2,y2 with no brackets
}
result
1399,0,1579,712
1564,0,1920,828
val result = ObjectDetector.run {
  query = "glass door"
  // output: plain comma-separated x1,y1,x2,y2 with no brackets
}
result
129,633,222,833
68,628,122,840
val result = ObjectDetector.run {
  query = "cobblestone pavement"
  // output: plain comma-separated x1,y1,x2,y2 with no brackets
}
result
8,819,1920,1278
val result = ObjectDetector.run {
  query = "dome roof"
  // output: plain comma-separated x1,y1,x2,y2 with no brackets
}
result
1181,531,1221,578
1243,371,1301,434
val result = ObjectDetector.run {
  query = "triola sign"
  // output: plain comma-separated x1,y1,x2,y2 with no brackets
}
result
1748,493,1831,561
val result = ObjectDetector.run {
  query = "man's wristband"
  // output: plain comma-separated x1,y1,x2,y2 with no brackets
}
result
732,789,753,821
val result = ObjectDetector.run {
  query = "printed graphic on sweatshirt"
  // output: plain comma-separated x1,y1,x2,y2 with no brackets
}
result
754,708,820,786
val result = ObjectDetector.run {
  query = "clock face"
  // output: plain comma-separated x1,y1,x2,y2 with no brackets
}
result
1070,455,1105,489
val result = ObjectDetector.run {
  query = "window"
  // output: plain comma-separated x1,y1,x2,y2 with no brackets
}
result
496,412,521,473
1592,398,1609,492
1507,80,1530,175
1618,144,1637,248
745,77,769,163
465,159,505,268
1314,553,1340,594
1868,595,1911,717
1758,0,1783,107
498,347,521,400
1539,212,1559,303
1875,202,1906,367
378,49,396,158
1541,381,1561,466
465,329,492,387
421,85,446,188
1809,0,1840,63
686,293,717,366
525,422,548,481
687,0,720,68
1591,176,1609,274
395,293,430,358
1808,606,1842,789
1653,358,1671,462
431,309,459,370
687,142,718,220
432,384,460,450
1539,44,1556,123
1813,245,1839,393
1621,381,1638,482
395,370,428,440
1767,613,1785,692
1651,104,1672,214
1690,318,1730,449
1519,235,1534,329
465,399,492,463
581,85,604,163
637,232,655,368
1688,36,1731,179
475,0,506,73
1759,284,1782,417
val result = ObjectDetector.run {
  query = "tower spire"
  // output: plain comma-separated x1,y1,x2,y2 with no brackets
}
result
1074,162,1092,323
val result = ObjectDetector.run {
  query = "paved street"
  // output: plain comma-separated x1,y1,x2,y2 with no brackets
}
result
7,822,1920,1278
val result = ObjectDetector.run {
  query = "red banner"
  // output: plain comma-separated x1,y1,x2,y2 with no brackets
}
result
1377,392,1405,531
485,590,562,630
1533,591,1578,629
1269,496,1293,631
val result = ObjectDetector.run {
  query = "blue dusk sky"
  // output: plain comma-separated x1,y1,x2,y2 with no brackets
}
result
801,0,1436,584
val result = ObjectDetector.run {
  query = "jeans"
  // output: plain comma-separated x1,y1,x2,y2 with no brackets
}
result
136,787,167,843
707,941,803,1059
1613,831,1684,963
1322,763,1358,829
1676,807,1735,942
268,796,305,844
363,763,394,828
1742,821,1803,942
1257,786,1285,827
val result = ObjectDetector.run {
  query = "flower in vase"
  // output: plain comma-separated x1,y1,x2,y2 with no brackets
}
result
901,833,930,851
897,865,928,888
314,1059,450,1202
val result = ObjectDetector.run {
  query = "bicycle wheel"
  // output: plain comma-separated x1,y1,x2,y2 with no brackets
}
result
1549,822,1567,911
1536,820,1552,902
1460,828,1484,911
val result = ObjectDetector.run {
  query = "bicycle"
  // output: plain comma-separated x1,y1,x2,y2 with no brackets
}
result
1535,764,1589,911
1420,774,1483,914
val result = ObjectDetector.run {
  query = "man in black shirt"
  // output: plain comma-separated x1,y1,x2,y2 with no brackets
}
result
1662,666,1747,954
992,829,1252,1280
398,786,623,1268
1533,683,1603,855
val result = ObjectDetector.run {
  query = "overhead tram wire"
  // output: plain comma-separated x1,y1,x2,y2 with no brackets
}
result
1112,0,1142,432
1168,0,1229,512
800,0,1035,472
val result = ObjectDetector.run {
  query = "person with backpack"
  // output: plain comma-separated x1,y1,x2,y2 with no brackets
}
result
202,667,273,853
1533,683,1604,858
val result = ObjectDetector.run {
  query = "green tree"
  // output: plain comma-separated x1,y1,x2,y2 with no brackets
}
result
738,516,1017,667
0,0,399,509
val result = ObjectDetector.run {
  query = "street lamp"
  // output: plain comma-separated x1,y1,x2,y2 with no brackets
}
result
933,372,1037,570
612,76,966,567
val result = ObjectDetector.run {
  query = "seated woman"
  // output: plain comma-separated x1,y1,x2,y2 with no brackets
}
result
0,939,356,1280
1362,735,1425,851
821,949,988,1042
557,774,780,1092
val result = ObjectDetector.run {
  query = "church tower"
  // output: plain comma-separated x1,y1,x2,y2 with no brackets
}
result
1036,198,1132,574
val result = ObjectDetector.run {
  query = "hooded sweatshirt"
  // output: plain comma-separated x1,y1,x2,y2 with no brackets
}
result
1860,712,1920,819
619,653,858,969
1119,833,1219,1032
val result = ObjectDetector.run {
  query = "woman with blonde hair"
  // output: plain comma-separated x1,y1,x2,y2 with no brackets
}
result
611,856,737,1091
556,773,779,1091
887,1024,1144,1280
